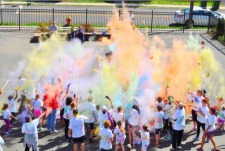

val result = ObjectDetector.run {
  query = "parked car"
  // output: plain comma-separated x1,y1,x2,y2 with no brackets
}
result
174,7,225,26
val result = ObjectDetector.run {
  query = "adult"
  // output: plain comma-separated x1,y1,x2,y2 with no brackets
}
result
128,104,140,148
170,102,185,151
163,97,173,141
68,109,87,151
44,93,59,133
63,96,73,140
8,90,18,125
197,107,218,151
98,106,110,129
190,89,204,131
79,95,96,143
49,22,58,33
18,91,30,114
155,97,164,109
193,99,209,141
99,120,114,151
154,105,164,145
22,113,45,151
75,26,85,43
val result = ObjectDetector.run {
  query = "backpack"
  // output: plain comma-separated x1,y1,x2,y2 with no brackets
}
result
107,112,116,130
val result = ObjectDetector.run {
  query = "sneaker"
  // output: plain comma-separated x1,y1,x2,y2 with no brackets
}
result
8,130,11,133
205,138,210,143
50,130,58,133
196,148,203,151
170,148,177,151
127,144,132,149
177,146,182,150
165,137,171,141
193,136,199,141
39,127,44,132
4,132,10,135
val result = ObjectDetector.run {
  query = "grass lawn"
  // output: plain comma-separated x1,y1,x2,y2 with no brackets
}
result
4,0,217,6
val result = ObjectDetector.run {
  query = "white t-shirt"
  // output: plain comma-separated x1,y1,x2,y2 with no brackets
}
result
197,105,209,124
128,109,140,126
98,112,109,128
99,128,114,150
164,104,172,120
140,130,150,146
154,111,164,129
0,136,4,151
3,110,11,119
173,108,185,130
69,115,88,138
66,109,74,120
191,93,203,111
63,104,71,119
114,127,126,143
22,118,40,134
112,111,125,127
33,99,43,110
9,99,16,113
155,102,164,109
80,102,96,123
218,110,225,121
206,115,216,132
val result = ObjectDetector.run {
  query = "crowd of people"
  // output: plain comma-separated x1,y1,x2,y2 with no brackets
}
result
0,80,224,151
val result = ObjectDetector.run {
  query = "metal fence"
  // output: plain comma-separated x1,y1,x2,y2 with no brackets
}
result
0,8,213,33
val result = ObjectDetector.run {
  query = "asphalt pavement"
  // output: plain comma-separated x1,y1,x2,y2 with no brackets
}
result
0,31,225,151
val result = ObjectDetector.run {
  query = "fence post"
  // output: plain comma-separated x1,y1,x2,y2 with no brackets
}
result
183,11,185,33
19,8,21,30
207,12,210,33
118,9,121,20
150,10,153,32
86,9,88,24
52,8,54,21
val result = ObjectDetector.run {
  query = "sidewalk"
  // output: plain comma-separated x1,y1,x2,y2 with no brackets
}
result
2,1,225,10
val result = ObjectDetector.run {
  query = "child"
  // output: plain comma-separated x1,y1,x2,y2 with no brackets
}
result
99,120,114,151
154,105,164,145
2,104,17,135
163,98,173,141
216,105,225,131
139,125,150,151
114,121,126,151
33,94,43,118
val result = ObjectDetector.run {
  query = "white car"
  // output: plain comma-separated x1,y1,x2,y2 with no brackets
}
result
174,7,225,26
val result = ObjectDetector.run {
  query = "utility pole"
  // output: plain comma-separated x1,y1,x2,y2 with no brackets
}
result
186,0,194,28
0,0,3,25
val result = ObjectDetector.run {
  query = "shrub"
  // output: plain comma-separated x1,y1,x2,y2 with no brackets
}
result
80,23,94,32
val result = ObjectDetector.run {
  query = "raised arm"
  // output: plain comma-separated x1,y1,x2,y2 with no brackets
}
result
106,96,114,109
13,90,18,100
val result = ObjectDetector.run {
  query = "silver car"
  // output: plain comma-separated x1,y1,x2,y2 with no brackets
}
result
174,7,225,26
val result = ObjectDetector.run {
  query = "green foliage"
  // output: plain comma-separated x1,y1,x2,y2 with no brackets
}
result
218,36,225,43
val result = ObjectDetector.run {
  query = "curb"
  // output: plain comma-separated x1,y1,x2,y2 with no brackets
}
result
1,2,225,10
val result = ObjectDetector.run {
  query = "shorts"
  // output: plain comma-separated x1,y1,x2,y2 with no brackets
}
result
85,123,95,130
155,128,161,135
204,131,215,137
100,149,112,151
192,109,197,122
142,143,149,151
217,118,225,124
34,109,41,117
73,135,86,144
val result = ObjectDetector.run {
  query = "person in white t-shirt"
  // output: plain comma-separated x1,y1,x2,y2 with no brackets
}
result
127,104,140,148
190,89,204,131
98,106,110,129
163,97,173,141
0,135,4,151
2,104,17,135
197,107,218,151
22,112,45,151
68,109,88,151
114,120,126,151
193,99,209,141
139,124,150,151
63,96,73,141
99,120,114,151
79,95,96,143
8,90,18,125
170,102,185,151
154,105,164,146
155,97,164,109
33,94,43,118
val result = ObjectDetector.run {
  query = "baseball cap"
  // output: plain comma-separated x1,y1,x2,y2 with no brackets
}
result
101,106,107,111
